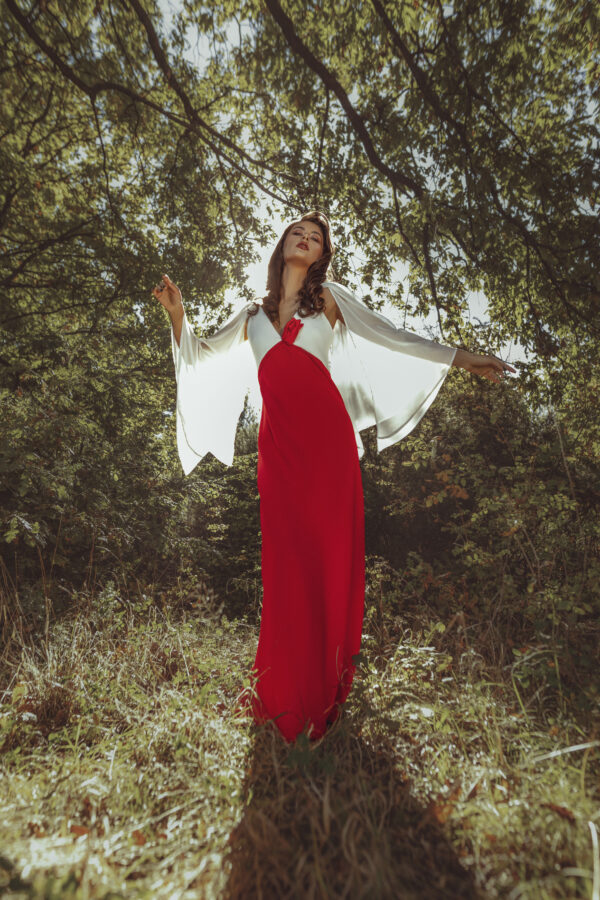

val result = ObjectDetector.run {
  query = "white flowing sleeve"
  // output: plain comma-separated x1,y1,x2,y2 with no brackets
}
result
170,302,255,474
323,281,457,458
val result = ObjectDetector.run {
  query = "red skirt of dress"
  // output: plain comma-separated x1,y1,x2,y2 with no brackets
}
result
248,327,365,743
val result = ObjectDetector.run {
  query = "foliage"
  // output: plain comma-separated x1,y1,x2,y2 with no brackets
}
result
0,0,264,599
0,0,598,749
0,591,598,898
360,363,600,709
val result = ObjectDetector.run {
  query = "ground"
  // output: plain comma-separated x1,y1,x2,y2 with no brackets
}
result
0,587,598,899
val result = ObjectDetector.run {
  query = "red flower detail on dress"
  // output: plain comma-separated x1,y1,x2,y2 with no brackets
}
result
281,317,304,345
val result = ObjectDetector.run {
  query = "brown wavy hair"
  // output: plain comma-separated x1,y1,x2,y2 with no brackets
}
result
247,210,335,325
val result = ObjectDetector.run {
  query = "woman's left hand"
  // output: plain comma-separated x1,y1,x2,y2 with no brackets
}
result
453,349,517,383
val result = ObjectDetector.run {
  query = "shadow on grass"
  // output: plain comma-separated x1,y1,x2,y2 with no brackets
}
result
224,709,481,899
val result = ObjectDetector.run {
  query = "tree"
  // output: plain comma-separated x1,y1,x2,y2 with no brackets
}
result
1,0,598,610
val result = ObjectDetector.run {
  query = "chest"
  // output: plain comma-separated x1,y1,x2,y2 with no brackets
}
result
274,297,336,335
247,305,335,371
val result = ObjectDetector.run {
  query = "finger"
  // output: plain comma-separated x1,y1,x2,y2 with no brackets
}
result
495,359,517,374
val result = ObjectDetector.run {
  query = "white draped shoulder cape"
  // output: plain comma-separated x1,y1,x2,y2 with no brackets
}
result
170,280,457,474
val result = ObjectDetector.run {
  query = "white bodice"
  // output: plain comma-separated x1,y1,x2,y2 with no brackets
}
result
247,305,335,371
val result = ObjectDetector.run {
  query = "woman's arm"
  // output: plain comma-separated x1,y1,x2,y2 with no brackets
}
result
153,274,184,346
153,272,250,356
171,303,184,347
321,284,515,383
152,273,252,474
452,348,516,383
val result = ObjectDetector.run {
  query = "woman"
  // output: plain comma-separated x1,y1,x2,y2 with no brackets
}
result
153,211,515,743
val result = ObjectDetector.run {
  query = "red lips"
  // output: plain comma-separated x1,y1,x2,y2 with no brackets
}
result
297,242,309,250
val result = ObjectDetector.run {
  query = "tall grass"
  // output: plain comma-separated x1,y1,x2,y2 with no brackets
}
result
0,578,599,899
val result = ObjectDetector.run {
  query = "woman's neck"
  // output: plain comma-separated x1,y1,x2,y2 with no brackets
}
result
279,265,306,306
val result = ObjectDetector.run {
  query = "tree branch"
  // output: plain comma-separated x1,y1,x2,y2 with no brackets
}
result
392,183,420,267
5,0,303,210
263,0,424,200
312,87,329,208
370,0,471,151
0,221,98,293
124,0,301,188
422,222,445,340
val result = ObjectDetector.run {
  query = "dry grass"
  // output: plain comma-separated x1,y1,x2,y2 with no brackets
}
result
0,581,599,899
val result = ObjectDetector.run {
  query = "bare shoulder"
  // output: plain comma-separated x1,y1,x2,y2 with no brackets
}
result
319,286,335,309
319,285,345,326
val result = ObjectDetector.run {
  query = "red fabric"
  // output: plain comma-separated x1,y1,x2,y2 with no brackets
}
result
247,319,365,743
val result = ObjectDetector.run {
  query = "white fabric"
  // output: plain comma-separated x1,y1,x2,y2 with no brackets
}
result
171,280,457,474
247,305,334,371
170,301,255,474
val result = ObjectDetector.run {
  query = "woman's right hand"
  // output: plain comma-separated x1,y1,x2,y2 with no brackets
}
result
152,273,182,313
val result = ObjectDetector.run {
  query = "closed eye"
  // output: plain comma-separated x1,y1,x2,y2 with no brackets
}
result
293,229,321,243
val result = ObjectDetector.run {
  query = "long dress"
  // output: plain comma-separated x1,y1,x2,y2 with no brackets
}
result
170,281,457,743
247,307,364,741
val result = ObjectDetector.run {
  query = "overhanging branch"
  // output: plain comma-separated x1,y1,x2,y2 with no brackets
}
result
5,0,302,210
263,0,424,200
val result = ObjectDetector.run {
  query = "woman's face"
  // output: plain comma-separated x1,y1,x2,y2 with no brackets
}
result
282,220,325,269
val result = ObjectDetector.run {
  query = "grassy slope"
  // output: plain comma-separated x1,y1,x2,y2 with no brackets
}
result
0,589,599,900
